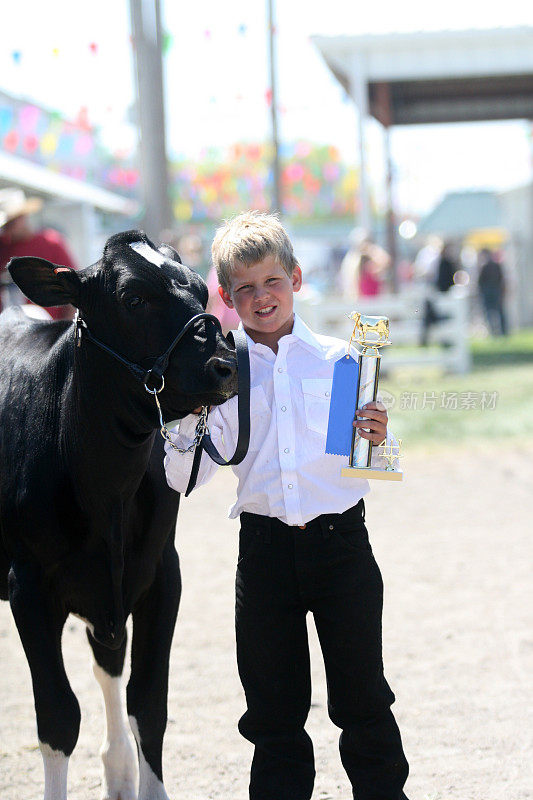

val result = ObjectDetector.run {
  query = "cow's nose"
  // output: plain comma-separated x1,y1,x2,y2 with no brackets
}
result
207,355,236,382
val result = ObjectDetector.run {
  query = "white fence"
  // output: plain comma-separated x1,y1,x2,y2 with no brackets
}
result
295,286,471,374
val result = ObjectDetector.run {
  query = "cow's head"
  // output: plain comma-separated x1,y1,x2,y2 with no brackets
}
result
9,230,237,418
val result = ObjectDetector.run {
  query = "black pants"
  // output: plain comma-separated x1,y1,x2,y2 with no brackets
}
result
236,500,409,800
480,286,507,336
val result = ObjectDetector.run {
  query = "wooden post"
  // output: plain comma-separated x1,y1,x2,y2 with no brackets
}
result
129,0,172,239
351,55,372,236
267,0,282,214
375,81,398,293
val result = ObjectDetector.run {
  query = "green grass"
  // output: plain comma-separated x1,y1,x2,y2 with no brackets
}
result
380,329,533,446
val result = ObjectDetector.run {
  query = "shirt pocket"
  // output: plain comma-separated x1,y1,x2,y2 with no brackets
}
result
249,384,271,449
301,378,332,436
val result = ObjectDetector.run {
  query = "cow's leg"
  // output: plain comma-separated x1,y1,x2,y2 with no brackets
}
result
0,540,9,600
87,630,137,800
127,546,181,800
8,560,80,800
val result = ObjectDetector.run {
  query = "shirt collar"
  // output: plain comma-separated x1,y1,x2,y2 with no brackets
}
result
290,313,325,354
239,313,326,357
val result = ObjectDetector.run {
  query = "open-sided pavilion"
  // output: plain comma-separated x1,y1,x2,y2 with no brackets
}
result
313,26,533,292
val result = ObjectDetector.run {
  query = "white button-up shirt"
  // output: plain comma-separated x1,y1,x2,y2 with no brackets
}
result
164,314,397,526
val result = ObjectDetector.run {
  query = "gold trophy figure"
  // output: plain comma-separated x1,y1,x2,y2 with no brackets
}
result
341,312,403,481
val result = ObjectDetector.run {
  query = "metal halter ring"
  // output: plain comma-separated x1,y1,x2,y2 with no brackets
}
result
143,374,210,454
144,375,165,395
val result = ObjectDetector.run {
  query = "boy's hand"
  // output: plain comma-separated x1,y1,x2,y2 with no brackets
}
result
353,401,388,445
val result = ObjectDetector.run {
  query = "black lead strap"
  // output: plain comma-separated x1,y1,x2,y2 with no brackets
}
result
184,328,250,496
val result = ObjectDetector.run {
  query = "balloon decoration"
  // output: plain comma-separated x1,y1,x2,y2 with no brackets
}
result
170,141,358,222
0,94,139,196
0,89,357,218
1,25,359,222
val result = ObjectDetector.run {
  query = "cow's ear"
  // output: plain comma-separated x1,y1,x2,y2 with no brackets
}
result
8,257,81,308
158,243,182,264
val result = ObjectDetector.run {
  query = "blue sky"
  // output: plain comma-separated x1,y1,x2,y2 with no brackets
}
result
1,0,532,215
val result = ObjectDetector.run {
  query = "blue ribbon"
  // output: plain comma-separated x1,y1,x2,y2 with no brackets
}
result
325,354,359,457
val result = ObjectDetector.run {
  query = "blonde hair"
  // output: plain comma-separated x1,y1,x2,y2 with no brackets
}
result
211,211,298,293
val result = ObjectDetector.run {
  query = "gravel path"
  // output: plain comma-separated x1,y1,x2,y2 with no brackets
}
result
1,441,532,800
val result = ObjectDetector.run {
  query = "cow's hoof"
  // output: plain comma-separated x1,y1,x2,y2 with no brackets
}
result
101,791,136,800
100,735,137,800
100,778,137,800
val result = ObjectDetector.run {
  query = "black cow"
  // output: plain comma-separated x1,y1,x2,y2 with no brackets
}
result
0,230,236,800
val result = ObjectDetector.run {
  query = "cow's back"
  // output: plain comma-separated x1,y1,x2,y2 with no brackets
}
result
0,306,71,364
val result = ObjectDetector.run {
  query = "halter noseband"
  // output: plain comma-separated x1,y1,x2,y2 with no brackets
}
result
74,309,223,393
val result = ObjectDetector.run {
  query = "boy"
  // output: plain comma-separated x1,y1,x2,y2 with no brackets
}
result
164,212,409,800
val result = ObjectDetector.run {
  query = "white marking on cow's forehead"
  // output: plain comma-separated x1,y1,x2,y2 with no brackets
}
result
129,241,168,268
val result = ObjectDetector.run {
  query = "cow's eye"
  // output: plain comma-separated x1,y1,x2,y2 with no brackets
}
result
125,295,145,310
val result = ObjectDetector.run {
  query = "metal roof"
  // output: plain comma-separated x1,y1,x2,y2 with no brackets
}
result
313,26,533,124
417,190,502,237
0,150,139,216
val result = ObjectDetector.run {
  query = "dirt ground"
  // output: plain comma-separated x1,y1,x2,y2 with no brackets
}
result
1,441,532,800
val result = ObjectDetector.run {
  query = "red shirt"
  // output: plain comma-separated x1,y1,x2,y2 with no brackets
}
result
0,229,77,319
359,269,382,297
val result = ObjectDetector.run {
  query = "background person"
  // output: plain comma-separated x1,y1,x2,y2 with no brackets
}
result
477,247,507,336
205,264,240,334
0,188,77,319
359,251,383,296
420,240,457,346
435,242,457,293
339,228,390,300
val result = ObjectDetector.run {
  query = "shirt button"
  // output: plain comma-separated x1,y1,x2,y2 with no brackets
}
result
288,484,293,489
329,524,334,530
325,391,330,397
278,367,283,373
284,448,289,453
281,405,287,412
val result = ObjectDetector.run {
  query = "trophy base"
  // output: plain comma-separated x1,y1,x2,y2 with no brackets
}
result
341,467,403,481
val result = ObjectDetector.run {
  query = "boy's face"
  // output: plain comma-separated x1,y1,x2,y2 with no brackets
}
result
219,254,302,344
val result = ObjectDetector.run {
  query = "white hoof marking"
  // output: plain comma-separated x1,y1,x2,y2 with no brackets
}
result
129,716,170,800
93,662,137,800
40,742,69,800
99,735,137,800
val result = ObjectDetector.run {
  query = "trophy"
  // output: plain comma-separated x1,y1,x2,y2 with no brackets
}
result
325,312,403,481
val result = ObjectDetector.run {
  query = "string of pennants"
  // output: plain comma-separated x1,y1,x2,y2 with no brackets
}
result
8,23,264,64
8,38,291,113
8,20,352,122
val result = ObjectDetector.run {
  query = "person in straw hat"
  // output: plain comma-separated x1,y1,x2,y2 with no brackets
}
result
0,188,77,319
